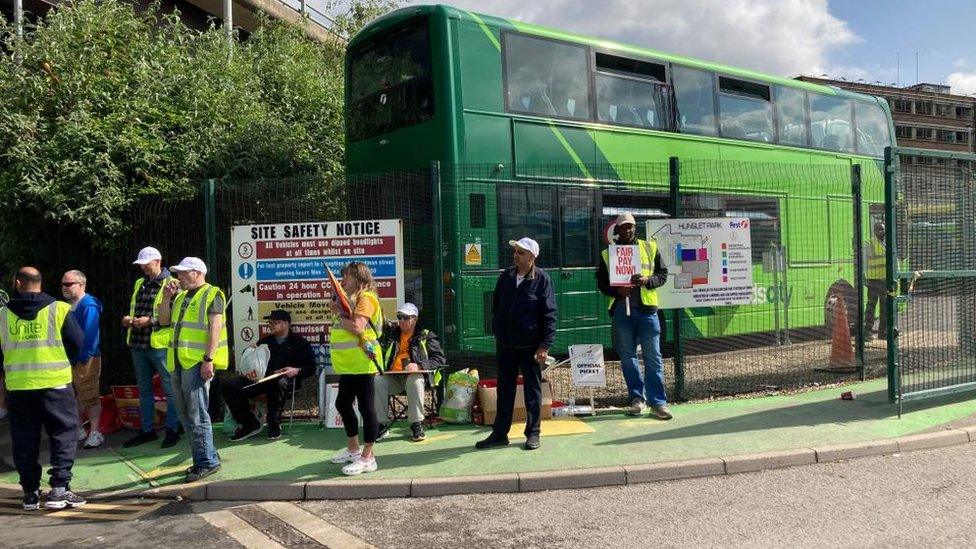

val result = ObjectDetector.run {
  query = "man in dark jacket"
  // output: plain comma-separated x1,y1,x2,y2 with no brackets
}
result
1,267,86,510
374,302,447,442
221,309,315,441
476,237,557,451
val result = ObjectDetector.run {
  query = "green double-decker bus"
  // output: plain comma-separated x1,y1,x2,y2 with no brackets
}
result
344,5,893,356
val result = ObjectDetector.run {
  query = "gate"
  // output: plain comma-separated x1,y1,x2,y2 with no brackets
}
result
886,146,976,411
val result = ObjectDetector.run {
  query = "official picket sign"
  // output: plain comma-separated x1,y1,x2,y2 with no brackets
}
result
569,344,606,388
231,220,404,365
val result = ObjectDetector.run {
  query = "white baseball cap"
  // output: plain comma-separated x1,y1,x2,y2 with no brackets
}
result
509,237,540,258
170,257,208,275
615,212,637,226
397,303,419,317
133,246,162,265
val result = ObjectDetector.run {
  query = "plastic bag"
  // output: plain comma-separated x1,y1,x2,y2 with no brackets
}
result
439,369,479,423
238,344,270,381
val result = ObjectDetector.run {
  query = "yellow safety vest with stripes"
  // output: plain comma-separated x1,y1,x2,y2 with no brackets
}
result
602,239,660,309
166,284,229,372
0,301,73,391
330,291,384,375
127,276,176,349
866,236,885,280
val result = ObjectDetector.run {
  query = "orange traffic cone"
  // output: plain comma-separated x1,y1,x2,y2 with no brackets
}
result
828,294,856,372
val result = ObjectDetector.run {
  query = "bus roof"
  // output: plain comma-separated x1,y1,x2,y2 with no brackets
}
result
350,4,882,104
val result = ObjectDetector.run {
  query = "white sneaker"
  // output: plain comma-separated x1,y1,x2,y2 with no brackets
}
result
77,426,88,442
329,448,362,464
83,430,105,449
342,457,377,476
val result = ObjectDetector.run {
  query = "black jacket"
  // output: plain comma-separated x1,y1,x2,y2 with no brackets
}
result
0,291,85,371
596,240,669,316
256,332,316,390
380,323,447,373
491,266,557,349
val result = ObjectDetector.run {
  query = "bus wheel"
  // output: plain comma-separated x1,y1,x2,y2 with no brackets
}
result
824,281,857,334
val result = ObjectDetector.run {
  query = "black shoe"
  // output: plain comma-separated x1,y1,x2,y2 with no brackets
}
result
524,435,541,450
44,488,86,509
376,423,390,441
123,430,158,448
475,433,510,449
161,429,180,448
22,490,39,511
410,422,426,442
229,423,262,442
267,423,281,440
185,464,221,483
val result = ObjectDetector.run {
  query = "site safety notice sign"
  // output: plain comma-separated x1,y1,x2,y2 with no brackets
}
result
646,217,753,309
230,220,404,365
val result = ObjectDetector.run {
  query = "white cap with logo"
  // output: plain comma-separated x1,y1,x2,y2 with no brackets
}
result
397,303,419,317
615,212,637,226
133,246,162,265
508,237,540,258
170,257,208,275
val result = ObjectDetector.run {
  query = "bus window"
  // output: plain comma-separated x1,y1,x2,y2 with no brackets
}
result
560,189,595,267
594,53,667,130
809,94,853,153
497,185,557,268
347,18,434,142
774,86,808,147
672,66,718,136
718,77,774,142
504,34,591,120
854,101,891,157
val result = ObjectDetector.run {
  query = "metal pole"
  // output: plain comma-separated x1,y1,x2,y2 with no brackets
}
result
883,147,899,404
300,0,307,15
669,156,685,401
782,244,791,344
431,162,446,340
223,0,233,53
14,0,23,37
203,179,217,273
852,164,866,379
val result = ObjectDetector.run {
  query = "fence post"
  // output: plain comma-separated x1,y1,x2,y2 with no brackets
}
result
669,156,685,401
203,178,217,272
431,162,446,339
851,164,866,379
883,147,898,404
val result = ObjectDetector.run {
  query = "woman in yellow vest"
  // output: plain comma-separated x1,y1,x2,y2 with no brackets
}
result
328,261,385,475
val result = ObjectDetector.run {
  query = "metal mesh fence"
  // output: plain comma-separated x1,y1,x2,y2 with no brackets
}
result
895,155,976,401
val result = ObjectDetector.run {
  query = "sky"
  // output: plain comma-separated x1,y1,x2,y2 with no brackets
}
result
422,0,976,96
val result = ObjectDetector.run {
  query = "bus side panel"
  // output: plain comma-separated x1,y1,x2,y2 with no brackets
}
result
592,130,721,164
463,113,511,165
513,121,596,173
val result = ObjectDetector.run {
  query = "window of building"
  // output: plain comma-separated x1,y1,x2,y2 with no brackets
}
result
936,129,957,143
854,101,891,157
935,104,952,117
503,33,591,120
672,66,718,136
774,86,808,147
893,99,912,113
957,131,971,144
915,101,934,115
594,53,668,129
915,127,933,140
895,125,912,139
956,106,973,119
809,94,853,152
717,77,774,142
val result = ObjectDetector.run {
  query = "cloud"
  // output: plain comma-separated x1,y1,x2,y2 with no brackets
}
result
440,0,859,77
947,72,976,96
953,58,969,69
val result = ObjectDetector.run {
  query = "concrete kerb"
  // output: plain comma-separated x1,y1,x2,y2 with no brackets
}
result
133,428,975,502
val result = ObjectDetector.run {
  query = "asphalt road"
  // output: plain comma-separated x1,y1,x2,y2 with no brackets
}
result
2,444,976,548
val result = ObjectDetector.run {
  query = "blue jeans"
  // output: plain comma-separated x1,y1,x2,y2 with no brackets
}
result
171,363,219,469
613,306,667,406
131,347,180,432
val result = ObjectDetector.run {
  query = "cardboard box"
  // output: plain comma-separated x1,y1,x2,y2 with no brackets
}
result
478,380,552,425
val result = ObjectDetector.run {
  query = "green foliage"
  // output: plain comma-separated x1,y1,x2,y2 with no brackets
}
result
0,0,363,262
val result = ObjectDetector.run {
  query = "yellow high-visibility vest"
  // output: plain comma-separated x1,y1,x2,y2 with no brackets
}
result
0,302,73,391
166,284,228,372
127,276,175,349
330,291,384,375
866,236,885,280
602,238,660,310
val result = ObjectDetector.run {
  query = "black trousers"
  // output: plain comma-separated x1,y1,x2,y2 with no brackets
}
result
220,375,284,429
8,386,79,493
865,279,888,336
336,374,378,443
492,345,543,439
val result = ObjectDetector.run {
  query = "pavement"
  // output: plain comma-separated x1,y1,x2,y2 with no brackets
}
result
2,377,975,501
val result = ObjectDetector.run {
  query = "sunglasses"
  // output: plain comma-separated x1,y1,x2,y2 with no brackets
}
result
61,282,80,287
396,314,415,321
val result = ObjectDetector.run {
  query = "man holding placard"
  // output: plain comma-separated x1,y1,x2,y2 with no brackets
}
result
596,213,672,419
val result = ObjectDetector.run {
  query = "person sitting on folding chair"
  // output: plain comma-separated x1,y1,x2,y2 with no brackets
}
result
373,303,447,442
221,309,315,441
